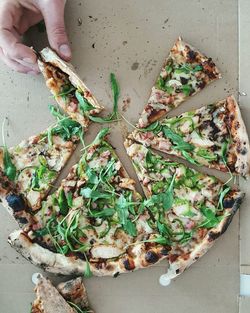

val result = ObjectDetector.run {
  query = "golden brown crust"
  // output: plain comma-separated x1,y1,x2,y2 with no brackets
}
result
224,95,250,177
8,230,169,277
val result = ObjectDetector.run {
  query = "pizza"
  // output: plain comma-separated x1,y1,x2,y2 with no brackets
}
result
0,107,82,223
8,129,169,277
124,139,244,281
31,275,93,313
132,95,250,177
138,37,221,128
38,47,104,128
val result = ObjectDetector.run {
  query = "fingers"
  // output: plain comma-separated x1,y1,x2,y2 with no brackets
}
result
37,0,71,61
0,1,39,74
0,47,38,74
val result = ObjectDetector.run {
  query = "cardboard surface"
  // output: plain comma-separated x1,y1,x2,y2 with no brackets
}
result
0,1,243,312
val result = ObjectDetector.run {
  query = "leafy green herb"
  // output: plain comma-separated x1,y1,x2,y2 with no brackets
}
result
66,191,73,208
200,207,222,228
57,84,76,98
221,140,229,165
89,73,120,123
30,156,56,191
181,150,201,166
163,127,194,152
218,186,231,211
181,84,192,96
197,148,217,161
90,208,116,218
84,256,93,278
161,173,176,211
75,90,95,112
1,118,16,181
48,105,84,144
81,188,111,201
58,189,69,216
139,121,162,133
193,65,203,72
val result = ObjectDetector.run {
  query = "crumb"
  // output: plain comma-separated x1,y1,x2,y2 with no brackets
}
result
122,97,131,112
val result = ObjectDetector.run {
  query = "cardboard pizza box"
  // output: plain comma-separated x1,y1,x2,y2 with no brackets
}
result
0,0,247,312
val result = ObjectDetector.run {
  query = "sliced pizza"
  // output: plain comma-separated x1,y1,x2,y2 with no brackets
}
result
132,95,250,177
8,129,169,277
38,47,104,128
138,37,221,128
124,139,244,281
0,108,82,220
31,275,93,313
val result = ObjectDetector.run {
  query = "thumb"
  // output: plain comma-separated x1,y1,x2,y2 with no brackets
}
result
37,0,71,60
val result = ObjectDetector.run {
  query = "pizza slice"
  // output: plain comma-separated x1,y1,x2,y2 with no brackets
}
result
31,275,93,313
124,139,244,281
132,95,250,177
0,107,83,219
8,129,169,277
38,47,104,128
138,37,221,128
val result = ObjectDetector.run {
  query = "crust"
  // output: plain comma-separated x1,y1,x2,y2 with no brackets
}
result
8,230,169,277
164,190,244,281
38,47,103,128
225,95,250,177
57,277,92,311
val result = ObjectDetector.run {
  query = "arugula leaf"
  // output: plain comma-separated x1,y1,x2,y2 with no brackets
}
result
3,147,16,181
90,208,116,218
57,84,76,98
218,186,231,211
84,257,93,278
123,219,137,237
75,90,95,112
81,188,111,201
200,207,221,228
149,236,170,245
66,191,73,208
89,73,120,123
162,173,176,211
116,194,137,236
139,121,161,133
1,118,16,181
181,150,201,166
181,84,192,96
221,140,229,164
48,105,84,143
163,127,194,152
193,65,203,72
58,189,69,216
197,148,217,161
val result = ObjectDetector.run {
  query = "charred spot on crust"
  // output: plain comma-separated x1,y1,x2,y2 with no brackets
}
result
208,194,244,242
187,49,197,62
6,194,26,212
15,217,28,225
223,197,235,209
113,272,120,278
123,258,135,271
176,269,180,274
197,80,206,90
237,146,248,155
145,251,159,264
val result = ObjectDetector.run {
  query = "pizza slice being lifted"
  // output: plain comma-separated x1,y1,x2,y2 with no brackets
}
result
132,95,250,177
31,275,93,313
0,106,83,221
124,139,244,282
8,129,170,277
138,37,221,128
38,47,104,128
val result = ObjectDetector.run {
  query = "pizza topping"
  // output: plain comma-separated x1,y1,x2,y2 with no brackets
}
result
138,38,221,127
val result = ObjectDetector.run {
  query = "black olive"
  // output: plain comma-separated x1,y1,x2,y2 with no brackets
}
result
180,77,188,85
145,251,159,263
223,198,235,209
6,194,25,212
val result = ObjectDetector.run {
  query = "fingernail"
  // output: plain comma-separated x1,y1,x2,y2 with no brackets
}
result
59,44,71,58
23,57,36,64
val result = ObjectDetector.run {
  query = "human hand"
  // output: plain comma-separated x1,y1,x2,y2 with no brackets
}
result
0,0,71,74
